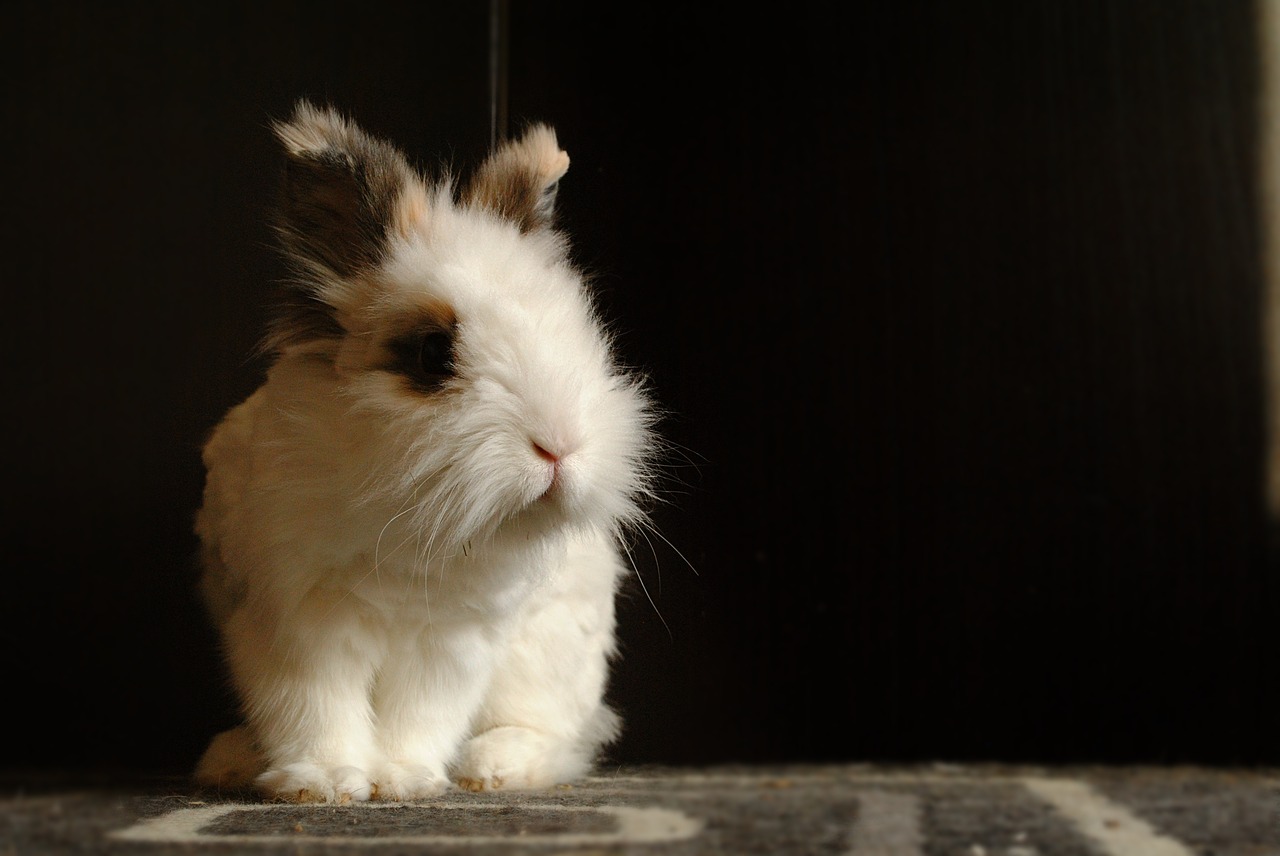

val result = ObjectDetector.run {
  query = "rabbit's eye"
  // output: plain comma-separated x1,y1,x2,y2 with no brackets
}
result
418,331,454,378
387,325,457,393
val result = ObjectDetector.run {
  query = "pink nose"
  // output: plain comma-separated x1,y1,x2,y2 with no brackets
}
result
533,442,560,464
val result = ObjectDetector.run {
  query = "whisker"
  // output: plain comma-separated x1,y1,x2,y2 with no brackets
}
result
638,518,699,577
634,524,661,598
619,538,671,640
414,524,432,624
374,500,422,583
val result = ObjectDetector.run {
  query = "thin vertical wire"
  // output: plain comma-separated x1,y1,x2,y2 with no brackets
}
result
488,0,510,148
1261,0,1280,520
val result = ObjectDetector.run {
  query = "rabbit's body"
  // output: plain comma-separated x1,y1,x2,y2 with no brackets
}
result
193,103,654,803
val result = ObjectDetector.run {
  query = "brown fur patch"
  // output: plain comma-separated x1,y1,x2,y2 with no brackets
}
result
275,117,417,276
266,101,425,356
462,124,569,232
385,296,458,340
379,297,461,394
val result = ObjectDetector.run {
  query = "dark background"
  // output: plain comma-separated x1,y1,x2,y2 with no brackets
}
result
8,1,1278,776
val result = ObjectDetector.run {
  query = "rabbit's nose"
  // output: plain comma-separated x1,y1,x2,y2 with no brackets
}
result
532,440,567,499
532,441,560,464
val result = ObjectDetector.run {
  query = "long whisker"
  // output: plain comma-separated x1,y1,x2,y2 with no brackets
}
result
637,518,699,577
374,500,423,583
414,523,432,623
628,522,662,598
619,537,671,640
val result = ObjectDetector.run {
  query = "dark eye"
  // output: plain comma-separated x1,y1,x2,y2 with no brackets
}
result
418,330,454,378
388,325,457,393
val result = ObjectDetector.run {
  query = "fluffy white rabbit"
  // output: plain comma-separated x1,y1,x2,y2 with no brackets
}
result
192,101,657,803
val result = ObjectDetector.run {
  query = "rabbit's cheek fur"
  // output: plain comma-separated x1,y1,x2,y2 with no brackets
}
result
193,102,657,802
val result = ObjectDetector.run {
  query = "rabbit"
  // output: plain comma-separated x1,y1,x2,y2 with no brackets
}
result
191,100,658,803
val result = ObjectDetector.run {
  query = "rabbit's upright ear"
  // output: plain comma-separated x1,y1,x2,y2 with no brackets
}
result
273,100,422,277
462,124,569,232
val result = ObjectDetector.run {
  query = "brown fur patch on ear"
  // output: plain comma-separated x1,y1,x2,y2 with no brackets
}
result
273,101,420,277
462,124,569,232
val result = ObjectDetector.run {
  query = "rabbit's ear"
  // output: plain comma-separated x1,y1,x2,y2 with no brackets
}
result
462,124,569,232
273,100,421,277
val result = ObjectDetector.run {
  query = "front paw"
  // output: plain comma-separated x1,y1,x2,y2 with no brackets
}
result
256,764,373,804
452,726,565,792
370,762,448,801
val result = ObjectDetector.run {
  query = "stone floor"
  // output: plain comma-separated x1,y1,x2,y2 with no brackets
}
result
2,763,1277,855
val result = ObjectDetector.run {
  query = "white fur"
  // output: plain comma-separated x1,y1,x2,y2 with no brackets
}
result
194,105,654,803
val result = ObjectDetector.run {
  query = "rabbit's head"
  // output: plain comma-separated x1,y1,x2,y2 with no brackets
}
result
261,101,656,555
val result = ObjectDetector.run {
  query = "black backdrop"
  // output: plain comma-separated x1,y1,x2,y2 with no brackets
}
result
8,1,1278,776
